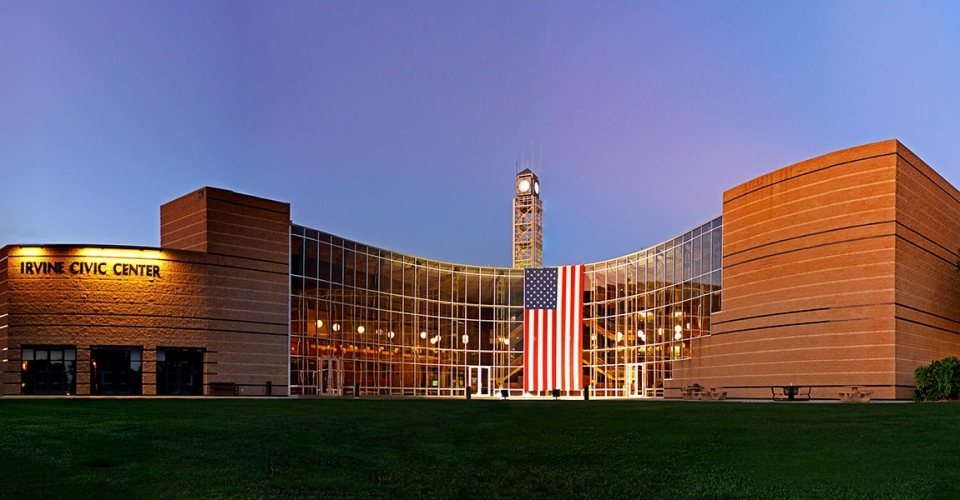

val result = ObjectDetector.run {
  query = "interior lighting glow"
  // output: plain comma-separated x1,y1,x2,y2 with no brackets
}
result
13,247,47,257
674,332,683,340
638,331,646,342
461,334,469,344
316,320,323,329
332,323,341,332
674,325,682,334
616,332,623,342
76,248,165,260
420,331,427,339
357,326,365,334
388,331,395,339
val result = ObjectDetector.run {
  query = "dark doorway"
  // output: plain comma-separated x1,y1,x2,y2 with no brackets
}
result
20,347,76,395
91,348,143,395
157,349,204,395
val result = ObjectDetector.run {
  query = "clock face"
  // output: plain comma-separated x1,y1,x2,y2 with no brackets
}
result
534,181,539,195
518,179,531,193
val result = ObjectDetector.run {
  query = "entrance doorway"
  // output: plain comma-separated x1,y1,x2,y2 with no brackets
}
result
467,366,492,397
626,363,647,398
20,347,77,395
319,358,341,395
157,348,204,395
91,348,143,395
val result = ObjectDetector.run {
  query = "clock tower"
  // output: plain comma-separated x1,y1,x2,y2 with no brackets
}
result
513,168,542,268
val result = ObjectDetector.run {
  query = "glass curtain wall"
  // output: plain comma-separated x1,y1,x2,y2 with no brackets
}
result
290,216,721,398
584,217,722,397
290,225,524,396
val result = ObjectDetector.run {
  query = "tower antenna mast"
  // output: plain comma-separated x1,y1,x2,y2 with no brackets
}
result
538,143,542,177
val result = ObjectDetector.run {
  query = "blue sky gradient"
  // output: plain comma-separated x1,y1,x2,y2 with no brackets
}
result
3,1,960,266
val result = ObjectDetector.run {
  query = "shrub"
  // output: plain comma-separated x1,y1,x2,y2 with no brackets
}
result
914,356,960,402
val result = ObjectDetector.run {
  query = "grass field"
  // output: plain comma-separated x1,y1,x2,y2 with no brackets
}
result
1,398,959,499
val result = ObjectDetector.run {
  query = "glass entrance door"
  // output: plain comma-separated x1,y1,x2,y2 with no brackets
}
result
157,349,204,395
91,348,143,395
468,366,492,396
626,363,646,397
20,347,77,395
319,358,341,395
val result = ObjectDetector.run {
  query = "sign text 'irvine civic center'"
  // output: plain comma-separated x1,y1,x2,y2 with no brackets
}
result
18,260,161,278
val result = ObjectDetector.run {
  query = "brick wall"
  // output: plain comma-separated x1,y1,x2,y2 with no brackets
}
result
0,250,8,396
892,146,960,398
671,140,928,399
1,187,291,396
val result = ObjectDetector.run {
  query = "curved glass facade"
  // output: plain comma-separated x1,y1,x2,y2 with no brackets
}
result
290,216,721,397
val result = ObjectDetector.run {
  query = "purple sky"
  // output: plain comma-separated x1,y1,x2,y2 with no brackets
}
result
3,1,960,267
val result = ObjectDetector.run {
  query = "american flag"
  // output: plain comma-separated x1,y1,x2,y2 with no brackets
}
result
523,265,584,393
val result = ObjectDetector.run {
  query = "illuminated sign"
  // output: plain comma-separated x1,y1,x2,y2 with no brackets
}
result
17,260,161,278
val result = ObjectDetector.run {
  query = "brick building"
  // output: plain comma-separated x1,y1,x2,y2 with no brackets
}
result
2,140,959,399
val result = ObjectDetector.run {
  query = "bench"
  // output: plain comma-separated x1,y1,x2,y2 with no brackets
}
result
701,389,727,401
209,382,238,396
772,386,811,401
839,386,872,403
681,384,705,400
682,385,727,401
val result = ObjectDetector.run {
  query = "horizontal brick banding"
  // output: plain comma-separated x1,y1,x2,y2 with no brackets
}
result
893,147,960,398
671,140,960,400
161,187,290,265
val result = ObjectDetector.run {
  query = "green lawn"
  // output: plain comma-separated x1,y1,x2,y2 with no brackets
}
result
1,398,958,499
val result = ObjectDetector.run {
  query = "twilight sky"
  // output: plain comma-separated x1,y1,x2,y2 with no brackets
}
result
3,1,960,267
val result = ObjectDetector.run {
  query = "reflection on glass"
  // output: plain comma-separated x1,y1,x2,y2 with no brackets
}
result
289,217,722,398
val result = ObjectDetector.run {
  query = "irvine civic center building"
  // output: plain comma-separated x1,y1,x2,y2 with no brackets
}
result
2,140,960,400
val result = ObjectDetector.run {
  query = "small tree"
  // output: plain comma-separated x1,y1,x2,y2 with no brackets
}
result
914,357,960,401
